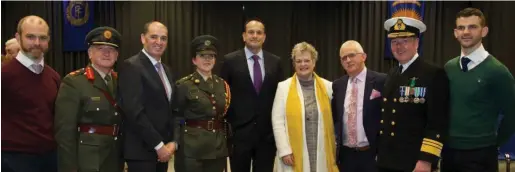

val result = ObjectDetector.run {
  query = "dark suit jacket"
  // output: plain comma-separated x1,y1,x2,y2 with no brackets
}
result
220,49,284,142
376,57,449,171
332,69,387,161
117,51,176,160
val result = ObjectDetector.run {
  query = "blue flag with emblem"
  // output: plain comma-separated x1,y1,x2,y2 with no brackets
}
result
385,0,424,59
63,1,94,52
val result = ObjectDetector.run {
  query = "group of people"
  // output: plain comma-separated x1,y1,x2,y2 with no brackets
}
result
1,7,514,172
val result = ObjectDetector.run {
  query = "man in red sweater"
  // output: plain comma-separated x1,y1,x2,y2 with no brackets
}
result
1,15,60,172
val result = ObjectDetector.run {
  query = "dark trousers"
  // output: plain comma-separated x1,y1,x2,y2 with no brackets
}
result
1,151,57,172
181,157,226,172
230,124,276,172
126,160,168,172
377,167,404,172
338,146,377,172
441,146,498,172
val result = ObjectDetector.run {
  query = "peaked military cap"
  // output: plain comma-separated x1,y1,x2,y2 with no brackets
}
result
85,26,121,48
384,12,426,38
191,35,218,55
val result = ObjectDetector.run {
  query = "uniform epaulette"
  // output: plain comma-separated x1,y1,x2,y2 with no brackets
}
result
68,68,85,76
213,74,224,82
176,74,193,85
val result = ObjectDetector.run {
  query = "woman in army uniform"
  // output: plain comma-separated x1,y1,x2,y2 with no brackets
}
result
173,35,231,172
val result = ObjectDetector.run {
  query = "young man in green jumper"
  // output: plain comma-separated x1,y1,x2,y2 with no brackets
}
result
442,8,515,172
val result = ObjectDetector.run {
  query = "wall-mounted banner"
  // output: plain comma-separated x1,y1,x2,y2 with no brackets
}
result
63,1,94,52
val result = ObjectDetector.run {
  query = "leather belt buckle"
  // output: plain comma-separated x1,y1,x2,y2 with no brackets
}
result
207,121,214,131
112,124,118,136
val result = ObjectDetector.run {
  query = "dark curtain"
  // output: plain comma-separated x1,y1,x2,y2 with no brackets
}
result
2,1,514,79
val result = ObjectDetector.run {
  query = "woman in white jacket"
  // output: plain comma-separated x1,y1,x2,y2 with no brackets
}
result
272,42,339,172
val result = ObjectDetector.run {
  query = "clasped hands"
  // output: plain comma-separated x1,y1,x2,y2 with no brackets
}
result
157,142,177,162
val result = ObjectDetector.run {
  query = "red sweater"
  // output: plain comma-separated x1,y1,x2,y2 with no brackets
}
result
1,59,61,154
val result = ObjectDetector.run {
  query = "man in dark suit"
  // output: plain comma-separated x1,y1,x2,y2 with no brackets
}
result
332,40,386,172
220,19,285,172
376,15,449,172
118,21,176,172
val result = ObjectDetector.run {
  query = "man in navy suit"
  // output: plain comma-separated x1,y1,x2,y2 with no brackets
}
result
332,40,387,172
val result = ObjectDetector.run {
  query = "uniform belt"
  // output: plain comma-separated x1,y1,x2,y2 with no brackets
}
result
344,145,370,152
78,124,119,136
185,120,224,131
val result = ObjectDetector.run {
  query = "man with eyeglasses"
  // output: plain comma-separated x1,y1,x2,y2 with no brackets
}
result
173,35,231,172
332,40,386,172
376,15,450,172
1,15,60,172
54,26,124,172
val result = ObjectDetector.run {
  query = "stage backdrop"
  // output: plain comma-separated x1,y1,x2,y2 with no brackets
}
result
1,1,514,79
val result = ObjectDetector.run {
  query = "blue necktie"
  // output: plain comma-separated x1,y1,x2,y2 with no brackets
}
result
461,57,471,72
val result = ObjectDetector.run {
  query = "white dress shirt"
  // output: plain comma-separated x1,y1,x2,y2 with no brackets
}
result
15,51,45,74
400,53,419,74
244,46,265,83
460,44,489,71
343,67,369,147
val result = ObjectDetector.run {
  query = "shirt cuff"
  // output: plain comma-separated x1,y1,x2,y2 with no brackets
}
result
154,142,164,150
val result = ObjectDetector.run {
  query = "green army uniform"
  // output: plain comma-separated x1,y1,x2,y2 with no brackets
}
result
173,35,231,172
54,27,124,172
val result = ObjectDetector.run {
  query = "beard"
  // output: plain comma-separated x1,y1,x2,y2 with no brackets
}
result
20,39,47,60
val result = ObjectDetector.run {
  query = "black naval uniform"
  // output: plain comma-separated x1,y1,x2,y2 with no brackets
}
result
173,35,231,172
377,57,450,172
54,27,124,172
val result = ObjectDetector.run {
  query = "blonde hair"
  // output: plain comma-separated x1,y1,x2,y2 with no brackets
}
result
291,41,318,61
5,38,18,46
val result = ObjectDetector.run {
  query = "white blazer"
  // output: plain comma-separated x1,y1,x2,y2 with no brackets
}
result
271,76,333,172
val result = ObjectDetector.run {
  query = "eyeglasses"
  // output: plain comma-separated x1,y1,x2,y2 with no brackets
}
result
197,53,216,60
340,53,363,61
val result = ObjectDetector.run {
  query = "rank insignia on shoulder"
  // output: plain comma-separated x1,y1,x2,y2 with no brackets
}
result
194,79,200,84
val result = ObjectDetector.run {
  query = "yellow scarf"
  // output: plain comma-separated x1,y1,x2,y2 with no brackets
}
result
285,73,338,172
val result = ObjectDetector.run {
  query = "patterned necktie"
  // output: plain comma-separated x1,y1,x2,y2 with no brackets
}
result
346,77,358,147
32,64,43,74
461,57,471,72
104,75,114,97
252,55,263,93
155,62,170,99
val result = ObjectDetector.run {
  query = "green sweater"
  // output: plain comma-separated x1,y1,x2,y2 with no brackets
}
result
445,55,515,149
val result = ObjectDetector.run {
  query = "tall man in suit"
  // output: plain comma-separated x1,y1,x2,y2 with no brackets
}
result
118,21,177,172
332,40,386,172
220,19,285,172
376,14,450,172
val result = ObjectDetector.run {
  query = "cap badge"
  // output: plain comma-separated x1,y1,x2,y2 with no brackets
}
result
394,19,406,31
104,30,112,40
204,40,211,46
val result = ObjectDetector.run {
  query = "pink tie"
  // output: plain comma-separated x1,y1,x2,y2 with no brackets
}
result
347,77,358,146
155,62,169,99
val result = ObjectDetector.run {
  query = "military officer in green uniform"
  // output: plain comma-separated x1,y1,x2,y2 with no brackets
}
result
173,35,231,172
54,26,124,172
376,14,450,172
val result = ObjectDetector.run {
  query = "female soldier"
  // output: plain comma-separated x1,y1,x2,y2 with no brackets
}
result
173,35,231,172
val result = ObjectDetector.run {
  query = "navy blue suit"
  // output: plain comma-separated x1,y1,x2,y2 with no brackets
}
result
332,69,386,172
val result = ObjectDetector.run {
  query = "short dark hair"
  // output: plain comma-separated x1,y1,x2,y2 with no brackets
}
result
456,8,487,27
142,21,168,34
243,17,265,32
